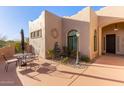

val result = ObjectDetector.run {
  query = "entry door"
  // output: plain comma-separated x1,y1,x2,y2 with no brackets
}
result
106,34,116,54
68,35,77,51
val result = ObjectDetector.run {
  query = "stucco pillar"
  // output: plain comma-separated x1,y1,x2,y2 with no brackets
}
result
98,27,102,56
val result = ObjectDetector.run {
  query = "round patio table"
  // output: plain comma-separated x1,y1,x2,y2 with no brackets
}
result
14,53,32,66
14,53,32,58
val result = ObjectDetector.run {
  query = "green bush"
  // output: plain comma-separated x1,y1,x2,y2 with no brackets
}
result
47,49,55,59
0,40,7,48
61,57,69,64
62,46,69,57
15,41,29,53
80,55,90,62
70,50,80,58
15,42,22,53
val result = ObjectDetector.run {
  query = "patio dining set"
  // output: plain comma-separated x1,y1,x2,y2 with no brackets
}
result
2,53,39,72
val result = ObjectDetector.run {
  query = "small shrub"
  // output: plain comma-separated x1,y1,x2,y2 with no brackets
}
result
61,57,69,64
62,46,69,57
80,55,90,62
70,50,76,58
70,50,80,58
0,40,7,48
15,42,22,53
53,42,61,58
47,49,55,59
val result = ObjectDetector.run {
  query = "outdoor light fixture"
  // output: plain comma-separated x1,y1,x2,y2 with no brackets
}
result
76,33,80,37
114,24,118,31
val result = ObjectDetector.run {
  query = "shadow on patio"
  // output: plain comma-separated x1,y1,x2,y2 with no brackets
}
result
19,62,57,81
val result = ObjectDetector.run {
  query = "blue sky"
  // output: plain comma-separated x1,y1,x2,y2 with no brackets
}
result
0,6,104,40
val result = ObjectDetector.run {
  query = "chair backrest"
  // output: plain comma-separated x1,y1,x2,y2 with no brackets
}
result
1,55,7,61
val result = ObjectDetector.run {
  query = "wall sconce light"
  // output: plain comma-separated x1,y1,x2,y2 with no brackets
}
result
114,24,118,31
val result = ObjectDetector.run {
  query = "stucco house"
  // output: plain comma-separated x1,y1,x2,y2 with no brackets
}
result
29,6,124,60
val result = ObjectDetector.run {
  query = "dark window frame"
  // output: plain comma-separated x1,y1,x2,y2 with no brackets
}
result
94,30,97,52
30,29,42,39
37,30,40,37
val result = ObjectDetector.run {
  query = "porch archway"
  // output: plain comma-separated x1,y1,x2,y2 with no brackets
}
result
101,22,124,55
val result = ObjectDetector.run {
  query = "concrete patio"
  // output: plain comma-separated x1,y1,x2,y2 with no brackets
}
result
1,55,124,86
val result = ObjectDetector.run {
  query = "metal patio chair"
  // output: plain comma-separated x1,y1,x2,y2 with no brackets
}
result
20,53,39,70
2,55,18,72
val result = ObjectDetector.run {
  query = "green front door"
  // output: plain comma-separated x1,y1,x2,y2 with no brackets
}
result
68,31,77,52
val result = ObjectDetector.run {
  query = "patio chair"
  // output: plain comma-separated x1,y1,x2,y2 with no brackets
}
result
21,54,39,70
28,54,42,71
30,54,39,61
2,55,19,72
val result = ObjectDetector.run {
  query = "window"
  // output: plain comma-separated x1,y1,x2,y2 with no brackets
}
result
39,29,42,37
30,29,42,39
104,37,105,50
37,31,39,37
30,32,35,38
117,36,120,52
31,32,33,38
94,30,97,51
31,32,32,38
68,30,78,51
34,32,36,37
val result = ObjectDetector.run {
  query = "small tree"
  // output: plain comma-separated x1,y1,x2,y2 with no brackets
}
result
53,42,61,58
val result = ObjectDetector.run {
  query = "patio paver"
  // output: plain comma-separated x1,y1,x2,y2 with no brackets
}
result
1,55,124,86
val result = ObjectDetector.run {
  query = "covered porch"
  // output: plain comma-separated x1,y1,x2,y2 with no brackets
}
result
98,17,124,57
94,55,124,67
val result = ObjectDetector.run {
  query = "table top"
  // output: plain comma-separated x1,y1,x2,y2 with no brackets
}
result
14,53,32,57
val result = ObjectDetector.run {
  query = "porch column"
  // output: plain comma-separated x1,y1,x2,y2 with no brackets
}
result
98,27,102,56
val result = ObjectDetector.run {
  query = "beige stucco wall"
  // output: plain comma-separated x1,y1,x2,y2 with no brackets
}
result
29,6,124,59
44,11,62,58
62,7,91,57
102,23,124,55
29,11,46,58
97,6,124,18
89,8,98,59
96,6,124,56
62,7,99,59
